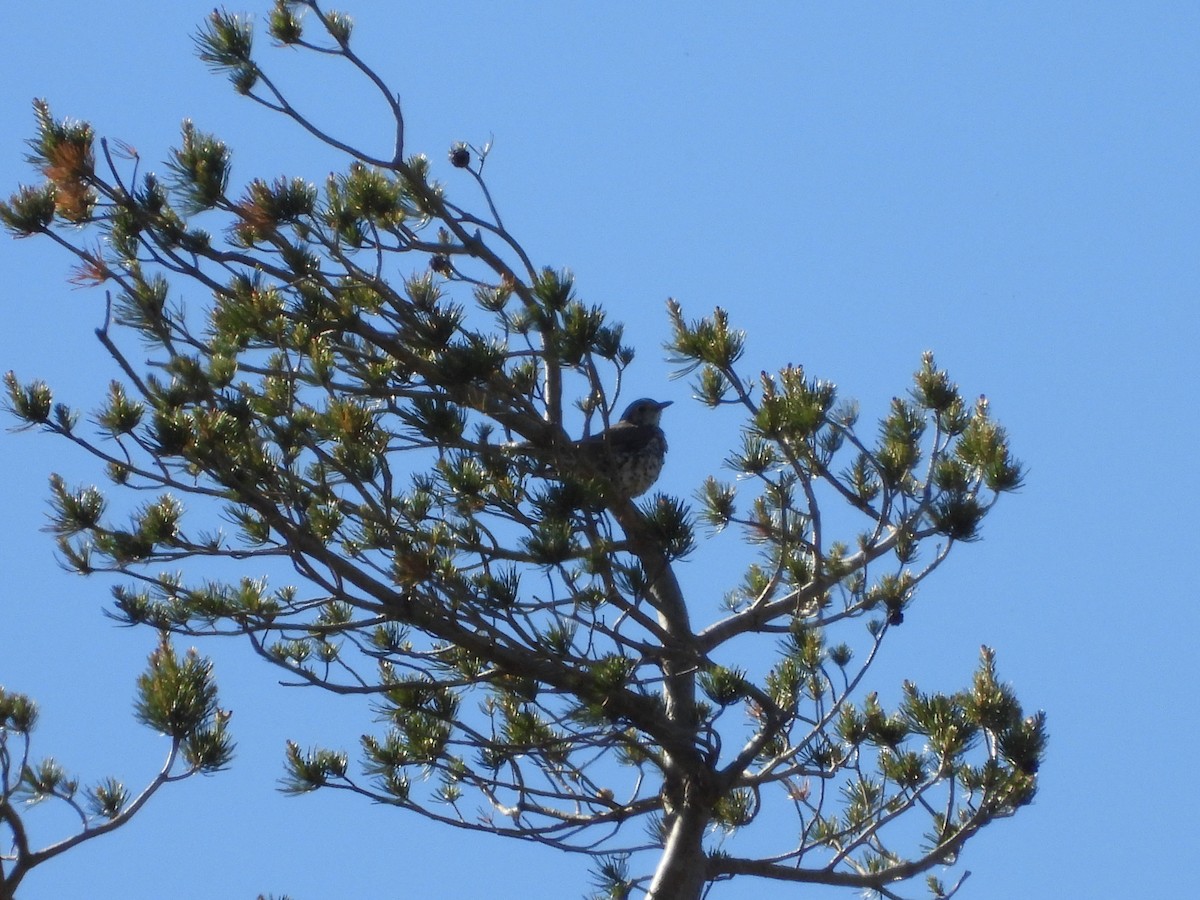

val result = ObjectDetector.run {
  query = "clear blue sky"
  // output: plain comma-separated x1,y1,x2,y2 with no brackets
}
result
1,3,1196,898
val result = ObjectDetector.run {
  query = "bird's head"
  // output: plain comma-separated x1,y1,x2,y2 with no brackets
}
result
617,398,672,427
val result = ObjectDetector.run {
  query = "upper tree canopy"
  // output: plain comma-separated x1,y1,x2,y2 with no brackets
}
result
0,4,1044,899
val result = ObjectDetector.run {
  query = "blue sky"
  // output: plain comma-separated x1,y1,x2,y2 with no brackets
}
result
1,3,1197,898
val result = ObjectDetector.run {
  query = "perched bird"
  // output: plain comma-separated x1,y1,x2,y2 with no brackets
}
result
512,398,673,500
576,398,673,498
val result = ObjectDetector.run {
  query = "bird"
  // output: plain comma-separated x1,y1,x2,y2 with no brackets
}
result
511,398,673,500
575,398,673,498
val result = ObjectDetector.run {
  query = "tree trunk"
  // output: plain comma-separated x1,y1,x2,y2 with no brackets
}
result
645,800,710,900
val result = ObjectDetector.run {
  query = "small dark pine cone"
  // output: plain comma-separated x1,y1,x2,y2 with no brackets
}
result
430,254,452,275
449,144,471,168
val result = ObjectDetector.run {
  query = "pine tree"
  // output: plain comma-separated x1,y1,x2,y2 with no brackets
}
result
1,5,1044,898
0,639,232,900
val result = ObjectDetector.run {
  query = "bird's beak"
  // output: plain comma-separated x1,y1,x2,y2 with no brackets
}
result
657,400,674,409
